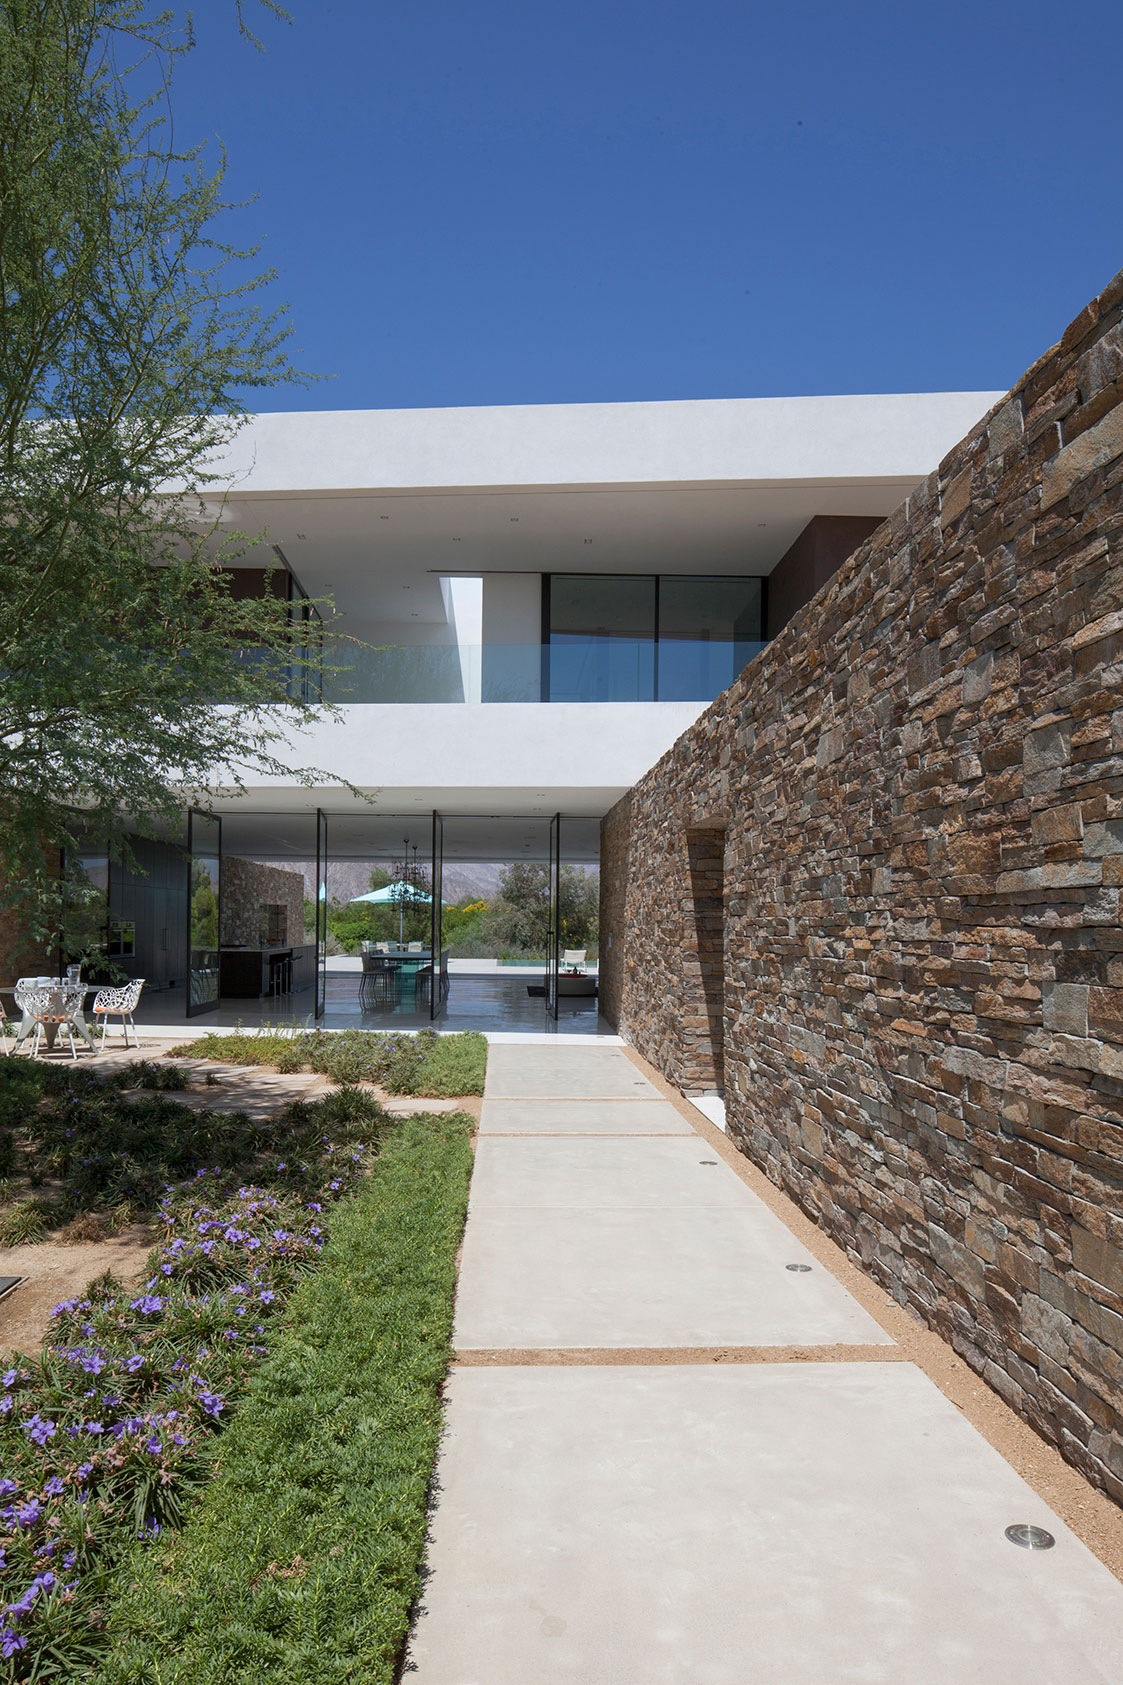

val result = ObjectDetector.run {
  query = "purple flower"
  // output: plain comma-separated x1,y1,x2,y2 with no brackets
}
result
85,1421,104,1436
130,1295,166,1314
1,1630,27,1657
145,1436,161,1454
14,1500,42,1529
124,1354,145,1373
0,1481,16,1499
259,1289,275,1304
0,1398,12,1416
43,1478,64,1498
1,1369,16,1387
25,1415,56,1446
198,1392,224,1418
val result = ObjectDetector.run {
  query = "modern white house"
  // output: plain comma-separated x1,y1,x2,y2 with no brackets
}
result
95,388,1003,1030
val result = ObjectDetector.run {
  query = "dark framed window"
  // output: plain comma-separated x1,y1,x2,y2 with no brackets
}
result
543,574,763,702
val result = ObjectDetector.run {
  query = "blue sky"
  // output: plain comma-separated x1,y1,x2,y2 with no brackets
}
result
175,0,1123,410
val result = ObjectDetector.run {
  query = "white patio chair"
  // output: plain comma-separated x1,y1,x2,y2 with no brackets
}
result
562,949,587,972
407,941,424,953
91,978,145,1049
16,985,80,1060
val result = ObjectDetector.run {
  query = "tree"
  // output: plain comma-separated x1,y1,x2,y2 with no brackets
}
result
482,863,600,956
0,0,332,945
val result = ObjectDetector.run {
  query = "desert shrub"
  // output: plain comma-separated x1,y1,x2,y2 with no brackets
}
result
169,1028,488,1096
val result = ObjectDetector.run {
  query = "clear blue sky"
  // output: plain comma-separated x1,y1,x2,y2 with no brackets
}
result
175,0,1123,411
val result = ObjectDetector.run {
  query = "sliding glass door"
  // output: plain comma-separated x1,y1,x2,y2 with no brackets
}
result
545,813,560,1020
315,808,329,1019
185,810,221,1017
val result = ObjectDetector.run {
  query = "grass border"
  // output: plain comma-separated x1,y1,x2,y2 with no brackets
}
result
95,1110,474,1684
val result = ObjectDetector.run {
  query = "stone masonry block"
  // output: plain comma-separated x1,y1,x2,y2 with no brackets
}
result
1041,403,1123,507
1043,982,1089,1037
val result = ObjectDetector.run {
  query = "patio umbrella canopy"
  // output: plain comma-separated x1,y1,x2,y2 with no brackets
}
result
349,880,449,944
348,881,447,905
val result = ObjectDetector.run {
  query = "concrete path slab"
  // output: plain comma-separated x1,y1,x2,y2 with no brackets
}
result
470,1136,781,1209
484,1042,661,1099
454,1204,891,1348
479,1097,691,1134
407,1363,1123,1685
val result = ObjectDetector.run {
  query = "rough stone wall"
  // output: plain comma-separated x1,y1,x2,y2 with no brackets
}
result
220,858,304,948
599,268,1123,1504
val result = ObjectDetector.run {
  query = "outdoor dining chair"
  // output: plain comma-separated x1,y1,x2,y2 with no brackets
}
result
16,985,82,1061
91,978,145,1049
562,949,587,971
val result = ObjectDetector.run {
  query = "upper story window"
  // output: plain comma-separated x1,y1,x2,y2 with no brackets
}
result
543,574,764,703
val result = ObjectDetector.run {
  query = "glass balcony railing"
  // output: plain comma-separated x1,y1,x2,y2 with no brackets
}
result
320,640,767,706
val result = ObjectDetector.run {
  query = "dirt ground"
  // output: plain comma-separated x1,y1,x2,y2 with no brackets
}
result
1,1228,155,1354
0,1048,481,1356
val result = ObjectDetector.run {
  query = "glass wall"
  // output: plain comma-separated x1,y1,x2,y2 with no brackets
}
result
545,575,656,702
544,574,763,701
656,576,764,702
186,811,221,1016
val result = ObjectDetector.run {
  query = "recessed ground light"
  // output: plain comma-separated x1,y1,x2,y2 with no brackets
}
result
0,1276,24,1301
699,1160,718,1166
1005,1525,1055,1550
757,522,767,528
380,515,389,520
296,532,307,539
785,1263,812,1273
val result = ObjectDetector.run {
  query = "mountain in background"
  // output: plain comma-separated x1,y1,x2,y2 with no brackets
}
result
265,860,597,905
264,861,508,904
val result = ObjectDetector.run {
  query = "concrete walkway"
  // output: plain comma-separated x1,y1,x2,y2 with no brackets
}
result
405,1043,1123,1684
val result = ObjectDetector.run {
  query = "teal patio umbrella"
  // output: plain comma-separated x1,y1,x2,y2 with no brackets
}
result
349,880,448,944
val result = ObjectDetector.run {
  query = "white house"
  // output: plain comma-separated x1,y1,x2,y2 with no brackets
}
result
93,389,1003,1026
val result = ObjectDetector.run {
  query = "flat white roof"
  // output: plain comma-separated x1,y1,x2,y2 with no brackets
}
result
212,391,1005,495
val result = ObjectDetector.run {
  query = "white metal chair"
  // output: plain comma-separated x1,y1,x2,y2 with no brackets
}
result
91,979,145,1049
562,949,587,972
16,985,80,1060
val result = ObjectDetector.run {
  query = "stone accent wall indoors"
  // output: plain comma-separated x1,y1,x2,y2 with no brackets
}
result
600,268,1123,1505
220,857,305,948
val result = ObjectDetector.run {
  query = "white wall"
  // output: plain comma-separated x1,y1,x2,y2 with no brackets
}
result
205,391,1006,496
481,574,542,702
216,700,709,813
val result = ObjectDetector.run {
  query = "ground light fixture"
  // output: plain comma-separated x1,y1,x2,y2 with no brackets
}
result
1005,1525,1056,1550
785,1263,812,1273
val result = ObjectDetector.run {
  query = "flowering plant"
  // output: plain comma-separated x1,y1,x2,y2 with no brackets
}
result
0,1086,386,1678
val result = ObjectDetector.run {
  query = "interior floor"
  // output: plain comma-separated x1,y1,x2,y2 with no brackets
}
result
130,968,615,1038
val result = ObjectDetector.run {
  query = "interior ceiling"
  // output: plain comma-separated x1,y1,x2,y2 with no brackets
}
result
220,810,601,864
215,481,913,625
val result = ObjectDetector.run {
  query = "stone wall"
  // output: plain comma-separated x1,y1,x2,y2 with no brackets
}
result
220,857,305,948
600,268,1123,1504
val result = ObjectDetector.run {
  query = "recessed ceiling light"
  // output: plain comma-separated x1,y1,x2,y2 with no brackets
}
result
584,538,593,544
757,522,767,528
380,515,389,521
296,532,307,540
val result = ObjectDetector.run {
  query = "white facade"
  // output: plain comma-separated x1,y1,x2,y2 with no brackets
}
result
206,388,1004,828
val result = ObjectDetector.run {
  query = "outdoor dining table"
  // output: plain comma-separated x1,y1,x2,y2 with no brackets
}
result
358,950,432,1006
2,979,99,1053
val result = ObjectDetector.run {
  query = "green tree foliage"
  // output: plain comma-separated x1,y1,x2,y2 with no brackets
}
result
0,0,333,942
479,863,599,957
